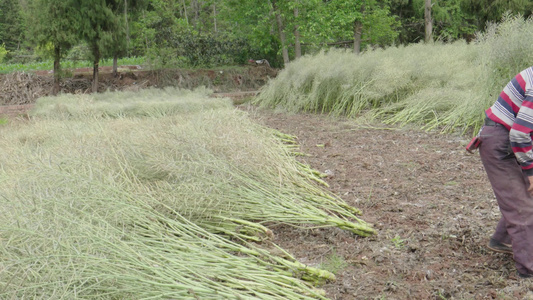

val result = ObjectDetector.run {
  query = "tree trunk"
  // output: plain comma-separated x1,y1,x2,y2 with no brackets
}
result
271,0,289,65
182,0,189,25
353,20,362,54
113,53,118,77
424,0,433,43
92,45,100,93
294,7,301,59
52,45,61,95
353,3,365,54
192,0,199,29
213,3,217,33
124,0,130,53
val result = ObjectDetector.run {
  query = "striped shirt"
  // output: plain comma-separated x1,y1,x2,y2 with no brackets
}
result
486,66,533,175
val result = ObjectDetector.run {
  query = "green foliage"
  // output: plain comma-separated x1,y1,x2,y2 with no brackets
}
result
129,8,162,52
65,43,91,61
363,5,401,46
406,0,479,41
29,0,80,55
0,43,8,63
219,1,272,46
324,0,400,48
389,0,424,43
461,0,533,29
0,56,146,74
431,0,478,40
155,31,266,68
212,0,284,66
129,0,270,68
1,0,531,70
33,42,55,60
0,0,25,51
391,235,405,249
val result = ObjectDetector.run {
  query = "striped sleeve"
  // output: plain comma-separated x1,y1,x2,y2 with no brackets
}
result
510,67,533,175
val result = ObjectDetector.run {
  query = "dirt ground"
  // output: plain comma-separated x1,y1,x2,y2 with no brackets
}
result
242,106,533,300
4,66,533,299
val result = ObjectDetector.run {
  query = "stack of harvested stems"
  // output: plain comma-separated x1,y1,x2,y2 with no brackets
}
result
0,88,374,299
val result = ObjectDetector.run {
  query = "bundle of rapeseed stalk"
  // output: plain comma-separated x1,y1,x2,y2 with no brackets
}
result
253,15,533,134
253,41,485,133
0,88,373,298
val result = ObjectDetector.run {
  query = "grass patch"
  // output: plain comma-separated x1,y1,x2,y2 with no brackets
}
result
0,56,146,74
319,251,349,275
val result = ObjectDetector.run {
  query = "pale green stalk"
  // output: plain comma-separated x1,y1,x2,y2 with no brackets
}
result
253,18,533,133
0,90,374,298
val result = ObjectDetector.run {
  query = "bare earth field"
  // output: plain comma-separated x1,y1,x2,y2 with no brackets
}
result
243,106,533,300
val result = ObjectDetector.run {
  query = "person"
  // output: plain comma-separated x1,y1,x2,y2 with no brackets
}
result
477,66,533,278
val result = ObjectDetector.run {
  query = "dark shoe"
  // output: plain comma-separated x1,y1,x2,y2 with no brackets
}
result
487,238,513,254
517,271,533,279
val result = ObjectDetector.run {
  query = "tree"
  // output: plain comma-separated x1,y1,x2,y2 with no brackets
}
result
293,6,302,59
389,0,422,43
217,0,282,65
12,0,533,75
462,0,532,30
353,3,364,54
324,0,399,53
108,0,147,76
30,0,79,94
222,0,291,65
271,0,290,64
74,0,121,93
0,0,25,51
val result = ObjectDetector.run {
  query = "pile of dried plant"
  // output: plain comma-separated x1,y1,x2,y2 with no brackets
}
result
0,72,52,105
0,89,373,298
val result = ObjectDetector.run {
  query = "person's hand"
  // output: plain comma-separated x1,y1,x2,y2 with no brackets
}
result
528,176,533,196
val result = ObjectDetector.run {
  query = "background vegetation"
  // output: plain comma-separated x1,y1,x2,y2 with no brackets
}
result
0,0,531,69
254,15,533,134
0,0,532,132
